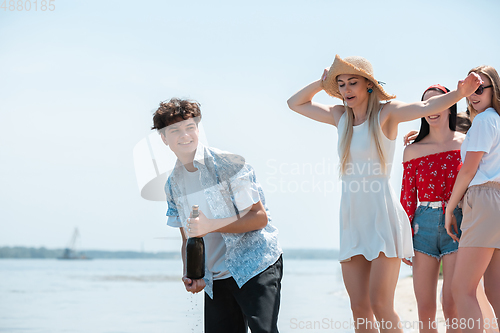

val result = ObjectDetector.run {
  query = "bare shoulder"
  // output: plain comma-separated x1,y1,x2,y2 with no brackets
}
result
454,131,466,144
379,101,402,140
379,101,392,122
403,142,425,163
380,99,420,126
380,100,405,116
373,102,391,129
379,100,405,124
331,105,346,127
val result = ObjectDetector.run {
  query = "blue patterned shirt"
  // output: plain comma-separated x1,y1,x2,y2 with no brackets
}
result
165,144,282,298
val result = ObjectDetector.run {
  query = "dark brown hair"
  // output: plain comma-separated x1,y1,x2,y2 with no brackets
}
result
456,111,472,134
151,98,202,133
414,85,458,143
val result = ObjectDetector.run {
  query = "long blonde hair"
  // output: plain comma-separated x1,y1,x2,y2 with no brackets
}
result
467,65,500,119
339,91,386,175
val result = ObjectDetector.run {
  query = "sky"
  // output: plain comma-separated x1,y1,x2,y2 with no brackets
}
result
1,0,499,252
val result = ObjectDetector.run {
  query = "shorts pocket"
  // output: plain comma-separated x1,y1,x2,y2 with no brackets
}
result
414,206,425,217
465,189,473,209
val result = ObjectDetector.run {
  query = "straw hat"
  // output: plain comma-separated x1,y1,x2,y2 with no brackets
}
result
322,55,396,101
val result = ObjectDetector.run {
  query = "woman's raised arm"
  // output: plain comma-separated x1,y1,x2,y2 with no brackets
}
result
287,72,343,127
384,73,482,125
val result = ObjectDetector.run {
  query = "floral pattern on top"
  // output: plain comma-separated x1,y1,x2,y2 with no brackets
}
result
400,150,462,231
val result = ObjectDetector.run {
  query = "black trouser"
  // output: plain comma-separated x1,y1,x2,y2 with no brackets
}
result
205,255,282,333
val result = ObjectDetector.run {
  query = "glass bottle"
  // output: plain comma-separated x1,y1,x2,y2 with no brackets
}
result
186,205,205,279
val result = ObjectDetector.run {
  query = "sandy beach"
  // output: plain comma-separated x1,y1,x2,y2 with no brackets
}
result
396,276,500,333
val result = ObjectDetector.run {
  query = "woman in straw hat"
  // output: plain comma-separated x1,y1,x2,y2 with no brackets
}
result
287,55,482,332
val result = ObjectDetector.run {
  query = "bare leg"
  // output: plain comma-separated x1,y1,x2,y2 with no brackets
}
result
441,252,461,333
483,249,500,331
413,252,440,333
369,252,403,333
477,277,499,333
341,255,378,333
452,247,494,333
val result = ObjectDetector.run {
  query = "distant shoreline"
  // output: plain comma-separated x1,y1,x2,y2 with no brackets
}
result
0,246,339,260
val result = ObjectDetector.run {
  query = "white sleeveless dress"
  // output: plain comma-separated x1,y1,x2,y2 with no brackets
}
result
337,111,414,262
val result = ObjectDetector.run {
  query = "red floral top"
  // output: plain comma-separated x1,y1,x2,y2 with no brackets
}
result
400,150,462,228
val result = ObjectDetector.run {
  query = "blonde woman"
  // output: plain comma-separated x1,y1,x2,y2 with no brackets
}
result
288,55,481,333
445,65,500,333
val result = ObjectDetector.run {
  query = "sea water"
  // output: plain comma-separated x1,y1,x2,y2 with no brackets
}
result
0,259,411,333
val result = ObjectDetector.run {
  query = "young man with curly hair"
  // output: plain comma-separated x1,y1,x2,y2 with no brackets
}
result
152,98,282,333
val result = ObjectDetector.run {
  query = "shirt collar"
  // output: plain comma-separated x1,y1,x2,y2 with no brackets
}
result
193,141,206,167
174,141,207,171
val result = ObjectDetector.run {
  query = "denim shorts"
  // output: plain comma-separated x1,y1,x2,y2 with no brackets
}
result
412,205,462,259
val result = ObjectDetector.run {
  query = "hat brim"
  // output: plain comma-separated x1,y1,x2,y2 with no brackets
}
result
322,55,396,101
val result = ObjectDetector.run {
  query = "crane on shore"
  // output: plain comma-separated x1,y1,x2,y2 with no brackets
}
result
58,228,90,260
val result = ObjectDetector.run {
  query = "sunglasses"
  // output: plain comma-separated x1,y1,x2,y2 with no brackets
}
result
475,85,493,95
